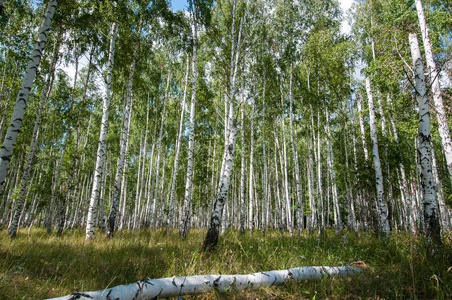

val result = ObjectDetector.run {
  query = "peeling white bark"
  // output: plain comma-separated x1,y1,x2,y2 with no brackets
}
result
47,265,361,300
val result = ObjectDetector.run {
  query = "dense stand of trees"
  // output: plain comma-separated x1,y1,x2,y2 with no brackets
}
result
0,0,451,246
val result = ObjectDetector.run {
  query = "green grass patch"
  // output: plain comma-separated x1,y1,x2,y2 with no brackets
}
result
0,229,451,299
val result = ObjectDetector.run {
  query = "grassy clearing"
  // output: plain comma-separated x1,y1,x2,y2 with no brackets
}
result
0,228,451,299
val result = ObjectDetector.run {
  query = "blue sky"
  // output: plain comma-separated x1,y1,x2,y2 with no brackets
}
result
171,0,189,11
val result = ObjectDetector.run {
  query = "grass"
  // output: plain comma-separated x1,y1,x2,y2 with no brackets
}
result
0,228,451,299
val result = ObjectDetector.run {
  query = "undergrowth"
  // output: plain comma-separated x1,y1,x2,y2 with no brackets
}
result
0,228,451,299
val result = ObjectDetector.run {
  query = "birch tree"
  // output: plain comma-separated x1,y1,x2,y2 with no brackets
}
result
85,22,117,239
106,41,137,237
168,56,189,233
179,4,198,238
289,64,304,233
414,0,452,189
203,0,243,250
8,35,61,237
365,77,390,236
409,33,441,243
0,0,57,200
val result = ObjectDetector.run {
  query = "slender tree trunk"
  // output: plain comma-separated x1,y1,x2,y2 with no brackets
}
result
203,125,238,250
344,117,358,234
8,36,61,237
85,22,116,240
366,77,390,236
106,42,137,237
409,33,441,243
97,157,108,232
180,12,198,238
47,143,68,234
262,77,268,236
326,110,342,233
274,127,287,232
203,0,243,250
415,0,452,189
248,96,255,235
239,103,246,235
356,93,369,161
289,65,304,233
168,56,189,233
316,113,324,232
152,72,169,231
0,0,57,199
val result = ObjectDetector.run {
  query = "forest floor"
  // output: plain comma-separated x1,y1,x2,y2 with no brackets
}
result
0,228,451,299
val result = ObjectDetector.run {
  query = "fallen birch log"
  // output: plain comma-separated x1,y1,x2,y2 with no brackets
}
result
47,264,365,300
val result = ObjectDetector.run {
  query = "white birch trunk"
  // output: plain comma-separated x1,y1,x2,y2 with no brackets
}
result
180,12,198,238
47,265,361,300
280,114,292,234
203,0,242,249
326,110,342,232
356,93,369,161
289,65,304,233
366,77,390,236
130,131,143,230
316,114,324,231
203,125,238,250
8,37,60,237
47,143,68,234
344,113,358,234
0,0,57,199
307,137,317,231
262,77,268,235
168,56,189,232
151,72,169,230
239,103,246,235
248,96,255,235
415,0,452,189
409,33,441,242
85,22,116,239
106,42,137,237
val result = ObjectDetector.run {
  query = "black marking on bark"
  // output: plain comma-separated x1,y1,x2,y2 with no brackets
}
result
172,277,177,287
142,278,154,285
213,276,221,288
271,277,277,286
261,272,270,277
106,289,119,300
150,288,163,300
69,292,94,299
133,282,142,300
